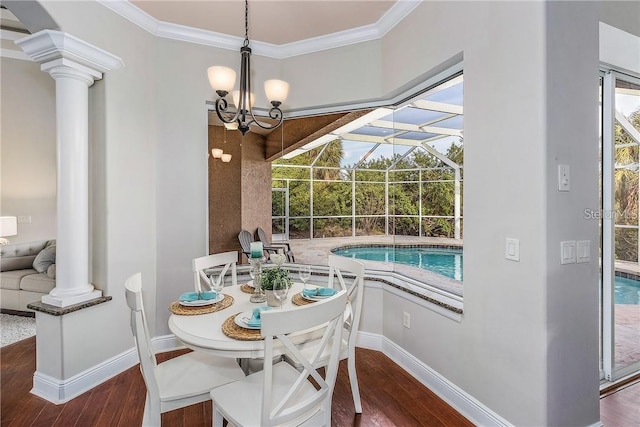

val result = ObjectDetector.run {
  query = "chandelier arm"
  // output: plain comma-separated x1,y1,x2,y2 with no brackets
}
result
214,97,240,125
247,107,284,130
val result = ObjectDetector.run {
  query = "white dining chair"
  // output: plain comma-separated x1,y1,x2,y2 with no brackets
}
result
283,254,365,413
210,290,348,427
192,251,238,293
125,272,245,427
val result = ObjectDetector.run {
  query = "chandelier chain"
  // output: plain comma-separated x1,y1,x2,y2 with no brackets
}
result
243,0,249,47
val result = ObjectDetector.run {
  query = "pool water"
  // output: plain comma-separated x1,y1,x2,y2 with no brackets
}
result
333,245,640,304
332,246,463,282
613,276,640,305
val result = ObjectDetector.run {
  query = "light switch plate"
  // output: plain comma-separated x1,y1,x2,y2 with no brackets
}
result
561,241,576,264
577,240,590,263
505,238,520,261
558,164,570,192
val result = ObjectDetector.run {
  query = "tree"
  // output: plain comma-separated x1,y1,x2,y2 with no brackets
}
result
272,139,465,239
614,109,640,261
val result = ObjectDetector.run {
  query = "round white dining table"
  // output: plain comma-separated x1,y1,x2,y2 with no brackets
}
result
169,282,317,359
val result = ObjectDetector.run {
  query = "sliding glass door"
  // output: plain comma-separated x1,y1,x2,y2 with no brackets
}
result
601,71,640,382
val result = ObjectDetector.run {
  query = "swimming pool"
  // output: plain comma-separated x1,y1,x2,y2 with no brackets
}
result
613,276,640,305
332,245,463,281
332,245,640,304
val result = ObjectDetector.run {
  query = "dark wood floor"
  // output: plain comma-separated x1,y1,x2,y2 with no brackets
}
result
1,337,638,426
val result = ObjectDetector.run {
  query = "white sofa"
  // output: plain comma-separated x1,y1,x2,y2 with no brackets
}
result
0,240,56,312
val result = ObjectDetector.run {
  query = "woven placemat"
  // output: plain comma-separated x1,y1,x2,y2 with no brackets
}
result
240,283,254,294
291,293,315,306
168,294,234,315
221,313,263,341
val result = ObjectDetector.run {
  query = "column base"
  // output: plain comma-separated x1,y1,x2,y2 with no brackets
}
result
41,289,103,308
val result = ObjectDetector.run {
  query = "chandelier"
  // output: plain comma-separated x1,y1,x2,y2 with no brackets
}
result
208,0,289,136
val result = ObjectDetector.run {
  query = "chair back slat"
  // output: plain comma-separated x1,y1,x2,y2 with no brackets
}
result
327,255,365,348
192,251,238,292
238,230,253,255
260,290,347,426
124,273,160,399
256,227,269,247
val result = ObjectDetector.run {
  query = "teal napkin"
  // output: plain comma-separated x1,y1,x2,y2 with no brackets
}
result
247,306,271,327
302,288,318,297
303,287,336,297
179,291,217,302
317,287,336,297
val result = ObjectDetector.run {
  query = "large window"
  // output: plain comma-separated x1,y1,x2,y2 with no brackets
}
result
272,73,464,289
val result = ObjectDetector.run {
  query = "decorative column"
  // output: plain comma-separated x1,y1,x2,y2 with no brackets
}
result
16,30,123,307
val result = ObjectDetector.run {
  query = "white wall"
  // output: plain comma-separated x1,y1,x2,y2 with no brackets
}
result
8,0,638,424
0,57,56,243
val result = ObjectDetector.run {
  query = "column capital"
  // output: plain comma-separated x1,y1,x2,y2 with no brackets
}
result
15,30,123,84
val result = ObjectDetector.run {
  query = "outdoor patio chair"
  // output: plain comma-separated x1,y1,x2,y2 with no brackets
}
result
256,227,295,262
238,229,279,260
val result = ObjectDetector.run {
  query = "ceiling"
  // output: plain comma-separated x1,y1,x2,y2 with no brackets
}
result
131,0,397,46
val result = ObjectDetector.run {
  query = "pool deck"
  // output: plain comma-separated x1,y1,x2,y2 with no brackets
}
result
286,235,461,266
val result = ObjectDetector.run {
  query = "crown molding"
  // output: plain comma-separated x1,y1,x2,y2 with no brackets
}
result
98,0,422,59
15,30,124,75
0,48,31,61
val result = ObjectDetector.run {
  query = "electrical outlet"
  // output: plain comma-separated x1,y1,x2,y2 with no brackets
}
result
403,311,410,328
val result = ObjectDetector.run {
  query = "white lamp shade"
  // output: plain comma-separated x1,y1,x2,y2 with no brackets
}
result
221,153,232,162
0,216,17,237
211,148,224,158
224,122,239,130
208,66,236,93
264,79,289,103
232,90,256,109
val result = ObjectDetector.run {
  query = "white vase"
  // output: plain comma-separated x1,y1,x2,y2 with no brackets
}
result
265,290,279,307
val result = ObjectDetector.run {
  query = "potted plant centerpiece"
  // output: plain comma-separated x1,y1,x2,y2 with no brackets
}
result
261,266,292,307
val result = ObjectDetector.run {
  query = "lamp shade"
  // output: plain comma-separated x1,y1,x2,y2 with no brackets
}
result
0,216,17,237
208,66,236,93
221,153,232,162
211,148,224,158
264,79,290,103
232,90,255,109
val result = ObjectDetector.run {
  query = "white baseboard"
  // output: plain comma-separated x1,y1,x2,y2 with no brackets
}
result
31,346,139,404
152,334,184,353
355,331,383,351
357,333,511,427
30,334,184,404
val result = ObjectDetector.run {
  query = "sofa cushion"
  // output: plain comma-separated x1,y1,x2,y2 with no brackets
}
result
33,243,56,273
1,240,51,272
20,273,55,294
1,269,38,290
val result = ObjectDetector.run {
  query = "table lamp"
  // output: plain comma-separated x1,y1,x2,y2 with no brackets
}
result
0,216,18,245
